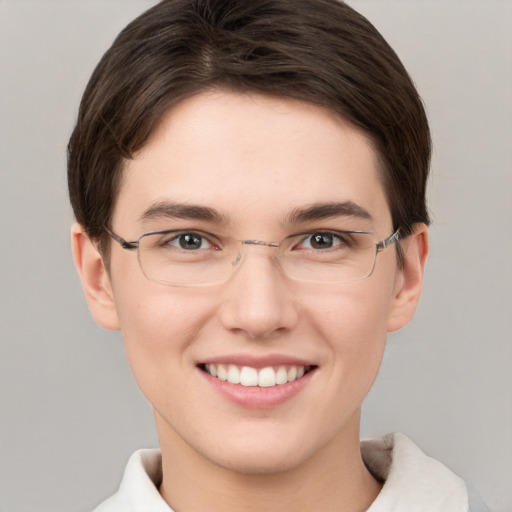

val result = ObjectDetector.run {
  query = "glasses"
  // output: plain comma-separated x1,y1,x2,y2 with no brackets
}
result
105,226,401,287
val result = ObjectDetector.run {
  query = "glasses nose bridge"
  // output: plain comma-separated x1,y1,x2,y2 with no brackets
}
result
231,238,282,269
241,239,280,248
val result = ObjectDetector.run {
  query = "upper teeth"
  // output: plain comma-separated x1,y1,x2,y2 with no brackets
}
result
205,364,306,387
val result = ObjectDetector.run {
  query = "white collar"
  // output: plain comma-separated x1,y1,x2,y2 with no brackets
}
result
94,433,469,511
362,433,468,511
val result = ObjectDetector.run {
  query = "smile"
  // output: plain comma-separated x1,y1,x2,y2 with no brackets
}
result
202,364,312,388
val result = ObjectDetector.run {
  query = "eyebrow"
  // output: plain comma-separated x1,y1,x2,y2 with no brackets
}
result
285,201,373,225
138,200,372,227
139,201,228,224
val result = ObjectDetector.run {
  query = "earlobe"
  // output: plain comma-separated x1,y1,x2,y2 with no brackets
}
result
387,223,429,333
71,223,120,331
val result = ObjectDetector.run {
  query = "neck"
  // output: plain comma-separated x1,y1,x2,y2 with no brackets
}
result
156,411,382,512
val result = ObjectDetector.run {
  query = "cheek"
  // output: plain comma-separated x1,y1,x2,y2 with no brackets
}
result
111,250,212,342
306,275,395,382
118,293,213,348
308,280,393,345
111,275,217,390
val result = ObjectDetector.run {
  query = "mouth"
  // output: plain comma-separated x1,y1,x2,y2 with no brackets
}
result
198,363,315,388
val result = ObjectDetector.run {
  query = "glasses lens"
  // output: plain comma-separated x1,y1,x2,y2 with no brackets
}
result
280,231,377,283
137,230,381,286
138,231,232,286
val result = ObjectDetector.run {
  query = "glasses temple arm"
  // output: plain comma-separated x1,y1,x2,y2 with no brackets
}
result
377,228,401,250
104,227,139,250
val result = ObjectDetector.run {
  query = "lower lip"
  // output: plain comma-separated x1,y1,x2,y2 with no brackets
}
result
199,368,316,409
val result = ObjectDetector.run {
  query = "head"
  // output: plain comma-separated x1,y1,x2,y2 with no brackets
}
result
68,0,431,259
69,0,430,478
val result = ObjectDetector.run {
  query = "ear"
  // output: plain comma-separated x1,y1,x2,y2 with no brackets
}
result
71,223,120,330
387,223,429,333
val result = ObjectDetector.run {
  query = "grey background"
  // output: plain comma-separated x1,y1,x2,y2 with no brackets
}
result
0,1,510,511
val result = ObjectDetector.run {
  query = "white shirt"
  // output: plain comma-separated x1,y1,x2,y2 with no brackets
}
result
93,433,470,512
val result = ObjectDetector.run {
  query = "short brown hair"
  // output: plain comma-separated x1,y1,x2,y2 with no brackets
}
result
68,0,431,254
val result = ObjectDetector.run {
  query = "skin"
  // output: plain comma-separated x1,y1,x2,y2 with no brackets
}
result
73,90,428,512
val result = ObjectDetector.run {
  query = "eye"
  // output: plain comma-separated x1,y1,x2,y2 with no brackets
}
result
299,232,346,250
164,232,214,251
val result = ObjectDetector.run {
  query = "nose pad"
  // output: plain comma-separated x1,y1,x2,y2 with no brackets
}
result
230,240,281,276
231,252,242,266
219,247,299,340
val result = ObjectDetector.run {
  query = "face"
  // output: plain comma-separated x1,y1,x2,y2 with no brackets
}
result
79,90,424,475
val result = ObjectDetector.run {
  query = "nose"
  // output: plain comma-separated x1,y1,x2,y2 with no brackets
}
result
218,247,300,340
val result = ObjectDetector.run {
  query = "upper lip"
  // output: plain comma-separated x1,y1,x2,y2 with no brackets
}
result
198,354,317,369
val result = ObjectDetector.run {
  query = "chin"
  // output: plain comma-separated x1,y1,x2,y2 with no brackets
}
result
209,447,308,476
198,429,324,476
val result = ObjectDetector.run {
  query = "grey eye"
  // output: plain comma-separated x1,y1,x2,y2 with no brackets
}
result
180,233,203,250
164,232,213,250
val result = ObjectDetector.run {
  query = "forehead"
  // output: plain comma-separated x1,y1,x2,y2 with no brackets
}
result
113,90,391,233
